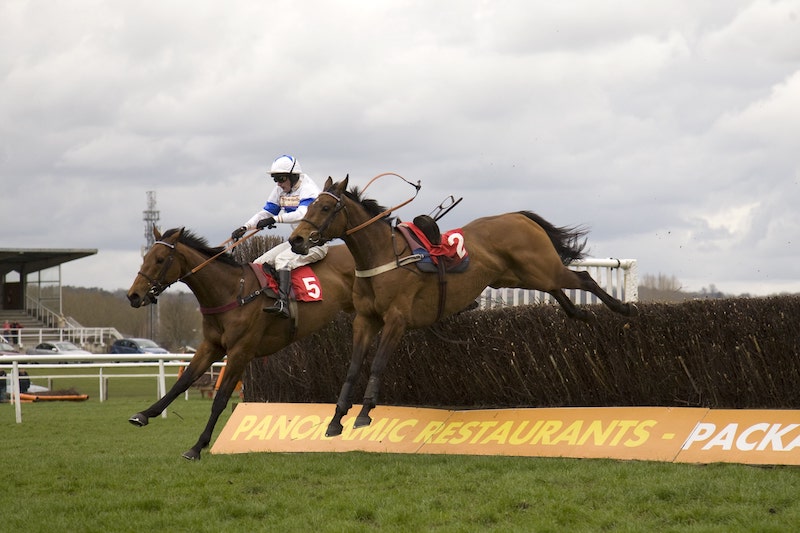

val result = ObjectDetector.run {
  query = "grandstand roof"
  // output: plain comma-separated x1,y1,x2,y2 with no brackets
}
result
0,248,97,276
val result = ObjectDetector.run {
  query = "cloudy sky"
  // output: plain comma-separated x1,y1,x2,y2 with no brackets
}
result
2,1,799,296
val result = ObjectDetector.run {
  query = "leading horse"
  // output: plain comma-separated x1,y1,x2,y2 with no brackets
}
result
126,227,354,459
289,176,637,437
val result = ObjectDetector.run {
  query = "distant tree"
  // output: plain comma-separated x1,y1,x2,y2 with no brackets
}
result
63,287,148,336
638,273,687,303
641,273,682,292
157,293,202,350
698,284,725,299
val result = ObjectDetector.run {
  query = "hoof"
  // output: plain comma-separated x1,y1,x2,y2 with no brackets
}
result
129,413,149,427
182,449,201,461
326,421,343,438
354,415,372,429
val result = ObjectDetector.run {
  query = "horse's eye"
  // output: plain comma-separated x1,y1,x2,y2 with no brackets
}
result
155,257,165,264
322,205,330,212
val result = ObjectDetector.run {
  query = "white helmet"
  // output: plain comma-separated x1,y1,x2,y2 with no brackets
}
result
270,154,302,176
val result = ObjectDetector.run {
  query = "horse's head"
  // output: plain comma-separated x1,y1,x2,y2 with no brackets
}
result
127,226,186,308
289,175,351,255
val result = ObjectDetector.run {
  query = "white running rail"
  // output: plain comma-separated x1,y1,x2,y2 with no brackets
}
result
1,353,224,424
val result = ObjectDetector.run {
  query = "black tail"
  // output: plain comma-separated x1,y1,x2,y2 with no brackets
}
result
518,211,588,265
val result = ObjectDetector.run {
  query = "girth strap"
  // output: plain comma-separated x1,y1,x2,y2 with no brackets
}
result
435,260,447,322
354,254,423,278
199,264,271,315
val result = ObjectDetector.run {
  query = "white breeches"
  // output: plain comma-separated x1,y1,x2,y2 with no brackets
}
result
254,241,329,270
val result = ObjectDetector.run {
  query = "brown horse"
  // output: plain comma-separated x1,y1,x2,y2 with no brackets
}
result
126,227,354,459
289,176,637,437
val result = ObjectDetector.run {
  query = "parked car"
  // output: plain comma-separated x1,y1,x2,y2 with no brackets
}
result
0,340,19,355
26,341,92,356
110,338,169,355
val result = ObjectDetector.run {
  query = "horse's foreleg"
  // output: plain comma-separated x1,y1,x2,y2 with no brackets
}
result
182,363,244,461
327,358,363,438
129,349,219,427
327,316,380,437
355,311,406,429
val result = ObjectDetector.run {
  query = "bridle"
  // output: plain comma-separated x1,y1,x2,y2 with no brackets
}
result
137,240,189,304
303,191,349,246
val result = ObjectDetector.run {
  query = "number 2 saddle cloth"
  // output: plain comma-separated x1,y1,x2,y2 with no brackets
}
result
395,219,470,274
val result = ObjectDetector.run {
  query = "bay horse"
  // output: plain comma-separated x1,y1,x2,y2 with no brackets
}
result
126,227,354,459
289,176,637,437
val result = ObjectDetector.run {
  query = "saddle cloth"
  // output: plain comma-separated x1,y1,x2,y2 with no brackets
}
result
250,264,323,302
396,222,470,273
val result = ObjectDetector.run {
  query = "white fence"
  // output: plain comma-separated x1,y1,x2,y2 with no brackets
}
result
479,258,638,309
11,327,123,352
1,353,224,424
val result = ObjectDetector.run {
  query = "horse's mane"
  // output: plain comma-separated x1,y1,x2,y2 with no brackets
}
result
344,186,396,226
161,228,241,266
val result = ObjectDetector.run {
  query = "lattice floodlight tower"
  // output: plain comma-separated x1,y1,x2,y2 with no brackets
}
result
142,190,160,255
142,191,160,339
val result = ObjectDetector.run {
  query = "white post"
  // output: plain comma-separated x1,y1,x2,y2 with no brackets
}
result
99,367,105,402
158,359,168,419
625,260,639,302
12,361,22,423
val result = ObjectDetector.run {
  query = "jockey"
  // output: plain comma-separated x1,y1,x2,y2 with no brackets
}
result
231,154,329,318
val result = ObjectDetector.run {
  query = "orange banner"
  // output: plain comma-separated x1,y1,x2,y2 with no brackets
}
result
211,404,800,464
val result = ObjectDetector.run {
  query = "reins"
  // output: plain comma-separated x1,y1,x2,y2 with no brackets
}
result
188,229,260,278
344,172,421,235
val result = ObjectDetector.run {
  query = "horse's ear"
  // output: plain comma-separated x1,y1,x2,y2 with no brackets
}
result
152,226,162,240
324,176,333,190
166,227,184,244
337,174,349,194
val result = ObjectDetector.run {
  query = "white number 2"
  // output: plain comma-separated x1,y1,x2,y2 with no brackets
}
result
302,276,321,299
447,232,466,258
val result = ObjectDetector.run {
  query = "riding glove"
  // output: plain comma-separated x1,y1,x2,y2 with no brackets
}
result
256,217,277,230
231,226,247,241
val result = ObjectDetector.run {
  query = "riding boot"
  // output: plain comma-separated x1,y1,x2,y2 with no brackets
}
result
264,269,292,319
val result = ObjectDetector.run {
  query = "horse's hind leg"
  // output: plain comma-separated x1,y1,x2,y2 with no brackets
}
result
573,270,637,316
549,289,592,322
182,361,245,461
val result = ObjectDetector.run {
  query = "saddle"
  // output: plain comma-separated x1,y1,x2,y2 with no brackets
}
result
396,215,470,274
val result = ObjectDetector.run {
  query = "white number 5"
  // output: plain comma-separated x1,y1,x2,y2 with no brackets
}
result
302,276,321,299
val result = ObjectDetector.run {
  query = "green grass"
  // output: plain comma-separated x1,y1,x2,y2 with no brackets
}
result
2,397,800,532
